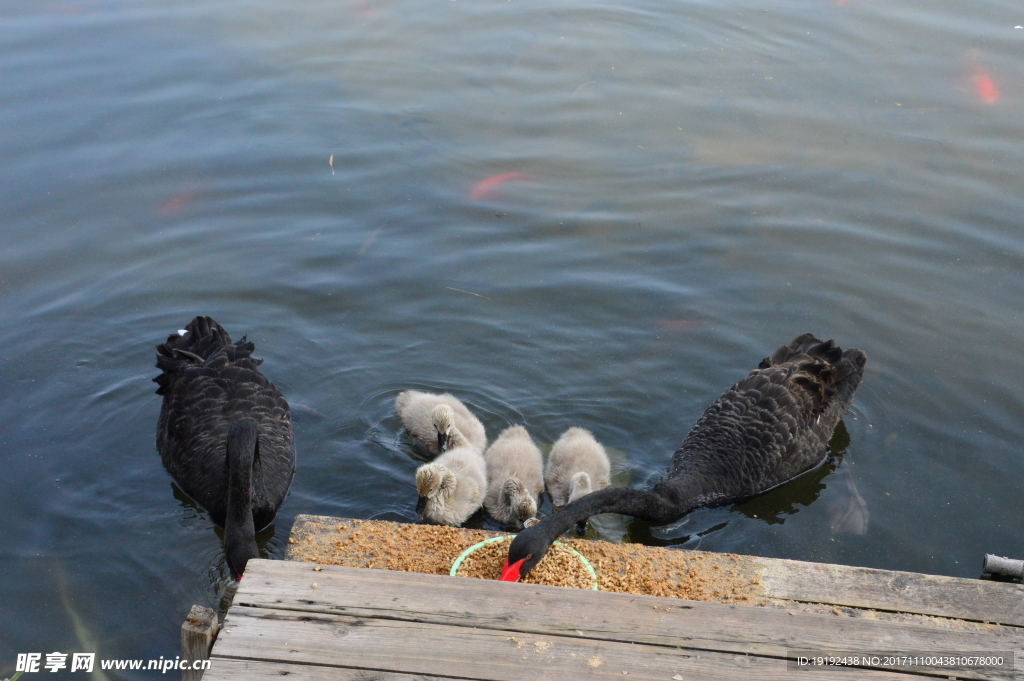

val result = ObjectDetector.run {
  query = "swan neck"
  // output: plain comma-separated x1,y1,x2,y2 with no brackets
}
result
509,481,702,579
225,421,259,577
540,486,686,542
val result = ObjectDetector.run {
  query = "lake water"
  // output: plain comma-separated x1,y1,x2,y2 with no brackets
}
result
2,0,1023,673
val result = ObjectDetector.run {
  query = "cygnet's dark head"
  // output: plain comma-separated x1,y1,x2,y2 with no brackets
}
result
500,478,538,527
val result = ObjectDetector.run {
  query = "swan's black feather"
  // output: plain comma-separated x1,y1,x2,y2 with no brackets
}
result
154,316,294,531
657,334,865,511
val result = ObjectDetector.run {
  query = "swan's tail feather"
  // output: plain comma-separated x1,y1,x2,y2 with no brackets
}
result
759,334,842,369
831,347,867,407
760,334,866,417
153,316,257,395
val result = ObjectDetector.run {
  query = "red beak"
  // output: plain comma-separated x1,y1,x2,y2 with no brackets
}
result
499,557,527,582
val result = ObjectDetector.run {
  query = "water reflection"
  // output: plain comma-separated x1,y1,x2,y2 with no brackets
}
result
625,420,866,547
734,458,841,525
170,483,207,524
824,460,869,536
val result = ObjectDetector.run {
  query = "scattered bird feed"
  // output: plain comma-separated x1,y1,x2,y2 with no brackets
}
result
287,516,761,602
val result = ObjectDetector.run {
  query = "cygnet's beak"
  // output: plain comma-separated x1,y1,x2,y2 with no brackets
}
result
436,431,448,452
415,496,427,514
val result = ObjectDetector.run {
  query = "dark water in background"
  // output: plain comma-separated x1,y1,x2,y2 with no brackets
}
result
2,0,1023,673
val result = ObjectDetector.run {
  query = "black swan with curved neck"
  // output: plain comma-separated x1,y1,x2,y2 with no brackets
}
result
500,334,866,581
154,316,295,579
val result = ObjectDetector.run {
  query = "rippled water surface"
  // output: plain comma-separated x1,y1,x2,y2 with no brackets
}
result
3,0,1024,672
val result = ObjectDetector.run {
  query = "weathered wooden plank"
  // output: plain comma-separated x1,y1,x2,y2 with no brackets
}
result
205,659,452,681
756,557,1024,627
233,560,1022,681
210,605,920,681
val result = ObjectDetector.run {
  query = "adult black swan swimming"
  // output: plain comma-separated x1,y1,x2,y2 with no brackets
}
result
153,316,295,579
500,333,866,581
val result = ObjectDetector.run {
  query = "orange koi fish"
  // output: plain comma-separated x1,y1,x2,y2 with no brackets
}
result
158,187,197,215
356,1,374,19
469,173,528,201
971,63,999,104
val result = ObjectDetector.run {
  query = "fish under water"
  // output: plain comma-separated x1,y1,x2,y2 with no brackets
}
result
290,403,327,423
825,459,869,535
157,187,198,215
970,65,999,104
469,173,528,201
54,563,113,681
968,52,1000,104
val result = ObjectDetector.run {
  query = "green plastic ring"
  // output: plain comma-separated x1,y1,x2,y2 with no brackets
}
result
449,534,599,590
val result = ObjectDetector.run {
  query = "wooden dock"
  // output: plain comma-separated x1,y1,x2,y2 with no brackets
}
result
198,515,1023,681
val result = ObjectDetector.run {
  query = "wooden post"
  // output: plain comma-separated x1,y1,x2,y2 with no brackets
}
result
181,604,219,681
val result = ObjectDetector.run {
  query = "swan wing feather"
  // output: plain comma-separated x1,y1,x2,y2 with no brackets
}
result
664,334,865,505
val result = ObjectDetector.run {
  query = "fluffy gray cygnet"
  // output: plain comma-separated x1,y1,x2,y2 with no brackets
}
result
395,390,487,453
544,427,611,510
482,425,545,528
414,420,486,526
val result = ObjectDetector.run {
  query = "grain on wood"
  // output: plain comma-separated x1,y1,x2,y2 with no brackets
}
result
288,514,1024,627
287,515,760,602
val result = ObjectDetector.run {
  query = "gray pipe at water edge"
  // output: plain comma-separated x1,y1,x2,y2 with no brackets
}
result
982,554,1024,579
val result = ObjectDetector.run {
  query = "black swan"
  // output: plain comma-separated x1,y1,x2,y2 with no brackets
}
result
500,333,866,581
153,316,295,579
